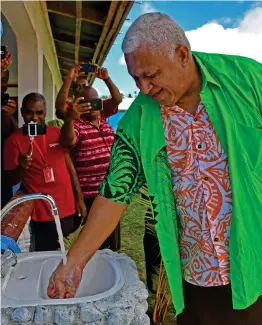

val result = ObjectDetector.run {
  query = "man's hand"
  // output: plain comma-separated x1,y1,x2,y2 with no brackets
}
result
94,66,109,81
65,97,92,121
2,99,17,116
66,64,84,82
1,50,12,72
18,154,32,170
76,197,87,219
47,261,83,299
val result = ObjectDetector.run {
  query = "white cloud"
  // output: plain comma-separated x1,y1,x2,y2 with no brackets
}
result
104,86,110,94
186,6,262,63
94,87,102,97
118,54,126,65
141,2,157,15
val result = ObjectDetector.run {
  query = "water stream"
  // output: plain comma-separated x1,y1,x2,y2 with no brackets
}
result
53,214,67,264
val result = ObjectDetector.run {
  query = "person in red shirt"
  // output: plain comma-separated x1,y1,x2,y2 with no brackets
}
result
4,93,87,251
60,86,120,251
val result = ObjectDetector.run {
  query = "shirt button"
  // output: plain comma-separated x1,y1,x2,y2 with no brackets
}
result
193,117,198,122
204,177,209,181
198,144,202,149
214,237,219,242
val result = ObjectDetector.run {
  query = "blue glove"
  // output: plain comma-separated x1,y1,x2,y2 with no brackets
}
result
1,235,21,254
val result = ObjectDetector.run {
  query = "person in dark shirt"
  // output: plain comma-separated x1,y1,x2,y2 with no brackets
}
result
1,51,18,207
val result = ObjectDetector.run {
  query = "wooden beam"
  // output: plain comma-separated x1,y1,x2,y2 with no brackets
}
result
53,33,95,50
75,1,82,64
91,1,118,64
57,50,87,62
89,1,134,85
47,1,105,25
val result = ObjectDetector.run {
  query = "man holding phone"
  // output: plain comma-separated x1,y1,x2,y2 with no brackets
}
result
4,93,87,251
60,85,120,251
55,64,122,120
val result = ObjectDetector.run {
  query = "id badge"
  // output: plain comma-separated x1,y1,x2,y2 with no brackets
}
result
43,168,55,183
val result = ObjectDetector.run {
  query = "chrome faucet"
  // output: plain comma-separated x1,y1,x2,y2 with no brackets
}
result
1,193,61,278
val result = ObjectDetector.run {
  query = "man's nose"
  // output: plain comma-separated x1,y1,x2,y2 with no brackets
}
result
139,79,152,95
31,113,38,122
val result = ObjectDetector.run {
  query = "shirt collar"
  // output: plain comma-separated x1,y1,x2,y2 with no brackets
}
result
192,51,221,89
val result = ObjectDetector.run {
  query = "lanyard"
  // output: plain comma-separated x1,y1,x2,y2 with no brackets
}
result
32,135,48,167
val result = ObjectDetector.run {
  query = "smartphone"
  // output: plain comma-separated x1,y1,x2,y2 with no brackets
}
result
81,63,96,74
78,98,103,111
22,122,46,137
1,46,7,59
1,93,9,106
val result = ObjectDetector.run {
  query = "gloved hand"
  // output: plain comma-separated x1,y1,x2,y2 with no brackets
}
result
0,235,21,254
47,261,83,299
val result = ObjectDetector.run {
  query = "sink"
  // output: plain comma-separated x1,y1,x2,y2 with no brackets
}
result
1,251,124,308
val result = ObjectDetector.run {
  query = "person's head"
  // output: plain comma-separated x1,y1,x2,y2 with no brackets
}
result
72,76,89,97
1,70,9,94
21,93,46,124
122,13,199,107
80,86,100,121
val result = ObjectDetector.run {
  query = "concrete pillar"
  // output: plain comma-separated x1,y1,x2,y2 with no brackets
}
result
43,56,55,121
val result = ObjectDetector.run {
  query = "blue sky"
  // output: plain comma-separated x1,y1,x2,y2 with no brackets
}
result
94,1,262,97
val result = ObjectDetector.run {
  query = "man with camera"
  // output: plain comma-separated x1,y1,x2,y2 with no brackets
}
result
1,48,18,207
4,93,87,251
55,64,122,120
59,84,120,251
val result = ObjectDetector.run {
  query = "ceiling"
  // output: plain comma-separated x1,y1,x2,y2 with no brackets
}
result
42,1,134,85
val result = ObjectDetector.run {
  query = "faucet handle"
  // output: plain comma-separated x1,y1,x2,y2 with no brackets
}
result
2,249,17,267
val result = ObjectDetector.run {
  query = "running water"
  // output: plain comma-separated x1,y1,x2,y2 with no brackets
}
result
54,213,67,264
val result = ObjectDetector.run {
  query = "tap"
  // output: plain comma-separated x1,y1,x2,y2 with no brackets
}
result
1,193,65,277
1,250,17,278
1,193,59,220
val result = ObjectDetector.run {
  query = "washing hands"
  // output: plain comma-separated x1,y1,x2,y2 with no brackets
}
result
47,261,83,299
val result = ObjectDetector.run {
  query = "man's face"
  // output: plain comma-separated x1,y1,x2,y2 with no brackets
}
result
1,71,9,94
22,100,46,124
73,78,88,98
81,87,100,120
125,44,192,107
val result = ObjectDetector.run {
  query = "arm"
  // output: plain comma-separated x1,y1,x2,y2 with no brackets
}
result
3,136,32,186
64,152,87,218
48,131,145,298
60,97,91,148
95,67,122,106
55,64,83,120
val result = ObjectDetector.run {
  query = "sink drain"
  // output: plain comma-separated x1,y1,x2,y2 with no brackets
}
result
17,275,27,280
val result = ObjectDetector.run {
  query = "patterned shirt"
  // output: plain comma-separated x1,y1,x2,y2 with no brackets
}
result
161,102,232,287
72,99,117,198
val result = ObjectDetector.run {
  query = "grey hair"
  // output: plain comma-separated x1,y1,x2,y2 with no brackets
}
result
122,12,191,59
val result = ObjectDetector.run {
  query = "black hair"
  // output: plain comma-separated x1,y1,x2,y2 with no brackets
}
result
21,93,46,110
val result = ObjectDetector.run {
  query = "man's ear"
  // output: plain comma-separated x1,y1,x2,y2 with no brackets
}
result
175,45,190,66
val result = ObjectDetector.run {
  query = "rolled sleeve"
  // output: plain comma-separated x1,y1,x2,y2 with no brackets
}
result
99,130,145,204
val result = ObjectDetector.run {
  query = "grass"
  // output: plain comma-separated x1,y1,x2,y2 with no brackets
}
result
120,199,176,325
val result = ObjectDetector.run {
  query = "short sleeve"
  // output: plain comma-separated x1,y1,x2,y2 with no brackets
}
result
4,135,20,171
102,98,118,118
99,129,145,204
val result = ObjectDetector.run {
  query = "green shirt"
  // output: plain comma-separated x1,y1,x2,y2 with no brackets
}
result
100,51,262,314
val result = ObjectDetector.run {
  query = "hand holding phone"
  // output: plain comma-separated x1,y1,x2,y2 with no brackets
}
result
78,98,103,111
81,64,96,74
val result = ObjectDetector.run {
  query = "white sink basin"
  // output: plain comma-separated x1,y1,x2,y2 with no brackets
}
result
1,251,124,308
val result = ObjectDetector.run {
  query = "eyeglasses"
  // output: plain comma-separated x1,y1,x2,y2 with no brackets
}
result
23,109,45,116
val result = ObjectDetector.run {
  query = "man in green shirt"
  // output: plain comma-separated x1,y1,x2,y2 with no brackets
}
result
48,13,262,325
